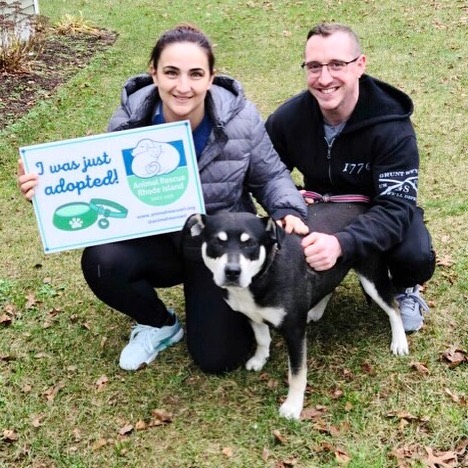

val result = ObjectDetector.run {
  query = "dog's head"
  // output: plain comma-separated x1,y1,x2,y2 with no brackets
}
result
184,212,283,288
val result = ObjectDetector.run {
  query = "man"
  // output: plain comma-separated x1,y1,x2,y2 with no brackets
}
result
266,23,436,332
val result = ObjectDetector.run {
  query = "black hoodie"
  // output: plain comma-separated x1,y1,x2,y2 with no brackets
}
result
266,74,420,262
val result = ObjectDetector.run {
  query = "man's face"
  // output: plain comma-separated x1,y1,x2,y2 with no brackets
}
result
304,31,366,124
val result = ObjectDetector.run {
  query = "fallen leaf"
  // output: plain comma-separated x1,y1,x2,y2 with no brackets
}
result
95,375,109,391
118,424,134,436
331,389,344,399
444,387,462,404
423,446,457,467
411,361,430,374
335,448,351,464
441,347,467,368
151,409,173,423
92,438,108,451
262,447,270,461
25,292,38,309
301,405,327,420
361,361,375,375
135,420,148,431
436,255,455,267
43,382,65,401
281,457,298,466
31,414,45,428
272,429,287,444
222,446,233,457
0,314,12,326
3,429,19,443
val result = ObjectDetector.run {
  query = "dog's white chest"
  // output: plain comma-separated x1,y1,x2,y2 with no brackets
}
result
226,288,286,327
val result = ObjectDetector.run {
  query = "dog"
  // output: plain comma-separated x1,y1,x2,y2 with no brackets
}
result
184,203,408,419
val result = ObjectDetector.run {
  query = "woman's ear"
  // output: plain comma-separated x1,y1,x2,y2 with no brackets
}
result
149,65,158,85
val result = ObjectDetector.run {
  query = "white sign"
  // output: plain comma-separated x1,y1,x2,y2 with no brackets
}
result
20,121,205,253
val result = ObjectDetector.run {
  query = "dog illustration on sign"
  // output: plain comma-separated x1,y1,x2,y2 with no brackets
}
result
131,139,180,178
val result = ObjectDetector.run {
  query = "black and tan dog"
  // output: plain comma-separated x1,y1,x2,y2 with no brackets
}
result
184,204,408,419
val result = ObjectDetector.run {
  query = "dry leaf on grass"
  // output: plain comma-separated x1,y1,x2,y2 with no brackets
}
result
444,387,467,406
423,446,458,467
222,446,234,458
410,361,430,374
95,375,109,391
118,424,134,436
3,429,19,443
272,429,287,444
335,448,351,464
441,347,467,368
436,255,455,267
0,314,12,326
301,404,327,420
42,382,65,401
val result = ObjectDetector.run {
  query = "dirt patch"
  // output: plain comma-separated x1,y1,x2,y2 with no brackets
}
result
0,30,118,130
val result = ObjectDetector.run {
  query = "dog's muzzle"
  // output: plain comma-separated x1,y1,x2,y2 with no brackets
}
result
224,262,242,285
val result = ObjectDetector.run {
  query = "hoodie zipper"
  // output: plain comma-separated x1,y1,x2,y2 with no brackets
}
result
324,136,335,186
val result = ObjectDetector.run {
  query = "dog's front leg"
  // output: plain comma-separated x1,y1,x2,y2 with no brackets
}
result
245,321,271,371
279,330,307,420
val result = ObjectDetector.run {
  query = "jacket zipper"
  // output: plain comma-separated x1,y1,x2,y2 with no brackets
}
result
324,136,335,186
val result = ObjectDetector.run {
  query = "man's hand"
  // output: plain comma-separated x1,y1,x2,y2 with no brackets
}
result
301,232,342,270
277,215,309,235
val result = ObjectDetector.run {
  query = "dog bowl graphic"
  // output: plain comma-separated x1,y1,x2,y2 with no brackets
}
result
53,199,128,231
53,202,98,231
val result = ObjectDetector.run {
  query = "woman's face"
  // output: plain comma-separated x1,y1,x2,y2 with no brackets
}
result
150,42,214,128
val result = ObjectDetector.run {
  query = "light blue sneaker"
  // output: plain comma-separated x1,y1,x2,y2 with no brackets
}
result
395,286,430,333
119,312,183,370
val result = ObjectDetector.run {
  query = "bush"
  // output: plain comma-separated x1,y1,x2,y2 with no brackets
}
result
0,1,47,72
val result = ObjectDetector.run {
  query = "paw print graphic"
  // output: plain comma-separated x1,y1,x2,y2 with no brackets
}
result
69,217,84,229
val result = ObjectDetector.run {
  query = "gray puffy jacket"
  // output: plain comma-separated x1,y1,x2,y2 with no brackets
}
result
107,74,307,220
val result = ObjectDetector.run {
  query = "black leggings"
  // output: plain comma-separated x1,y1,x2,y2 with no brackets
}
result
81,232,254,374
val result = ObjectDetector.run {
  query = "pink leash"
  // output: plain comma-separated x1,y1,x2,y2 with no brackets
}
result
302,191,371,204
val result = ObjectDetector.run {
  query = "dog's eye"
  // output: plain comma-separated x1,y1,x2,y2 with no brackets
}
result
212,237,225,246
243,239,257,248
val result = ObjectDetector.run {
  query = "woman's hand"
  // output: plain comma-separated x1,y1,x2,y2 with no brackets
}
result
277,215,309,235
17,159,39,201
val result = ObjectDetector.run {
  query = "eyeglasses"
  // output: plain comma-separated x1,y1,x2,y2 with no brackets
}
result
301,56,360,76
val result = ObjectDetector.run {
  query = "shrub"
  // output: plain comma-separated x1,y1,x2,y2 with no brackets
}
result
0,1,47,72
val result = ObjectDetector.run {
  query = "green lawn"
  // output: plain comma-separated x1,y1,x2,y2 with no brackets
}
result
0,1,466,466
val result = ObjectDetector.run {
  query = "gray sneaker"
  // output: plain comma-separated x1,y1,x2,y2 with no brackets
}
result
395,286,430,333
119,311,183,370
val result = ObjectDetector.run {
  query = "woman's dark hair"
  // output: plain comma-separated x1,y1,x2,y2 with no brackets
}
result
149,23,215,73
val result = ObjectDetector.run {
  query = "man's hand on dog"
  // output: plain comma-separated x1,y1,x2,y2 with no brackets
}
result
277,215,309,235
301,232,342,271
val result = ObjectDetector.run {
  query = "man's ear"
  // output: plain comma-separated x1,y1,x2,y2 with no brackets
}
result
263,217,286,249
183,213,206,238
356,54,367,78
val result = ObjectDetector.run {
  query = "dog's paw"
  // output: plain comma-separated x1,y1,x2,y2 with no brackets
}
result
279,401,302,420
391,338,409,356
245,355,267,371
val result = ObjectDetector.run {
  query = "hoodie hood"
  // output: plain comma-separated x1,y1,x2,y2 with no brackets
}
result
344,74,414,133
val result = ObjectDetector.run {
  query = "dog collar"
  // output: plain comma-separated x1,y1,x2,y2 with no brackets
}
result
253,243,280,282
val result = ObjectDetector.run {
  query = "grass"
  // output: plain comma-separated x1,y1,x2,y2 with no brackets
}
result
0,0,467,466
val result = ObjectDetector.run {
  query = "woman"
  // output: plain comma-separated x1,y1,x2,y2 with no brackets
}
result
18,24,308,374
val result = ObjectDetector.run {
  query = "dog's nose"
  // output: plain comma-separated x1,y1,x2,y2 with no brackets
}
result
225,263,241,281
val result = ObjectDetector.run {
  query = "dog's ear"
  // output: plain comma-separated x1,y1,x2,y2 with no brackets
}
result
183,213,207,238
263,217,286,249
